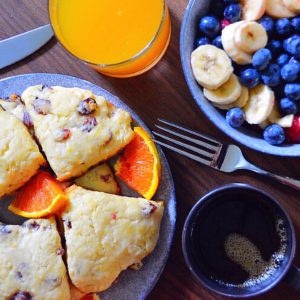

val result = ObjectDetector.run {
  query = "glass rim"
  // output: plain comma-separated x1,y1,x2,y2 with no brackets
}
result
48,0,167,68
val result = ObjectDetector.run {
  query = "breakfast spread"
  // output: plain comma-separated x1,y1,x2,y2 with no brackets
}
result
2,0,299,298
0,85,163,299
191,0,300,145
0,108,45,198
22,85,134,181
63,186,164,293
0,218,70,300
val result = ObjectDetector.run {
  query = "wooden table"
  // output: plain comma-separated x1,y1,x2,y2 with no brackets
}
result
1,1,300,299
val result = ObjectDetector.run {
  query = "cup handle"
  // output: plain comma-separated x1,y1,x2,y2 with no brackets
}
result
285,265,300,291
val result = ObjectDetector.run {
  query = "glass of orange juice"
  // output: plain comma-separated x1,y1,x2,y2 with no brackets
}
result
49,0,171,78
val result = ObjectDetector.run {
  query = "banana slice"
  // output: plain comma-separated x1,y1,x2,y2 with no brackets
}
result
258,105,278,128
277,114,294,128
268,105,294,127
234,21,268,54
204,74,242,105
283,0,300,13
222,22,252,65
240,0,266,21
258,105,293,128
266,0,297,18
244,85,275,124
191,45,233,90
213,87,249,110
268,104,281,124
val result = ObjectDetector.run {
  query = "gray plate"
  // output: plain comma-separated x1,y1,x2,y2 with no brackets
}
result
180,0,300,156
0,73,176,300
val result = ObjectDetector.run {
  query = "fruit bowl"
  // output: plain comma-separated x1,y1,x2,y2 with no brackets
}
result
180,0,300,156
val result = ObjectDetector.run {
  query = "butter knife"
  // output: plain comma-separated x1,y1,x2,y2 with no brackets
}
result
0,24,54,69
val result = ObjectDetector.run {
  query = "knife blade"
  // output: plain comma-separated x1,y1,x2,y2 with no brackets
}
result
0,24,54,69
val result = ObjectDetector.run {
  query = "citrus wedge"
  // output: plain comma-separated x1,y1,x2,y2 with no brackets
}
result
114,127,161,200
9,171,68,218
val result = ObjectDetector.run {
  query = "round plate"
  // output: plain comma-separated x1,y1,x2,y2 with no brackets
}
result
180,0,300,156
0,73,176,300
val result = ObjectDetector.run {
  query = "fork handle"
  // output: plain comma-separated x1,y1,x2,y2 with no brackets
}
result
245,163,300,191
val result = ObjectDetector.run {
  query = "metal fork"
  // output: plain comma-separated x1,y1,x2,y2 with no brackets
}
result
153,119,300,191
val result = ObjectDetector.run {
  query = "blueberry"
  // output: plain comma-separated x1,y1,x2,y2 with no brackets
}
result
241,68,261,88
284,36,300,59
226,108,245,128
281,63,300,82
198,16,221,38
291,17,300,33
263,124,286,145
280,97,298,115
289,57,300,69
267,40,282,57
276,18,292,36
252,48,272,70
261,64,281,87
195,36,210,48
224,4,242,22
285,84,300,101
212,36,223,48
259,16,275,35
277,54,290,66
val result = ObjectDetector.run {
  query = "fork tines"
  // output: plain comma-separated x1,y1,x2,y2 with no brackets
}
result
152,119,223,167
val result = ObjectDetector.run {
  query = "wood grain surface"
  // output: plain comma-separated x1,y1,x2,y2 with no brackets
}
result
1,1,300,299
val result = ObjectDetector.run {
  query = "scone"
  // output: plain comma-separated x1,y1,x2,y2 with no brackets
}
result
62,186,164,293
0,218,70,299
22,85,134,181
75,163,120,194
0,109,45,198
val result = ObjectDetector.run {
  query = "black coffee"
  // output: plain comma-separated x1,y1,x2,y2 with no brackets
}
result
190,189,288,287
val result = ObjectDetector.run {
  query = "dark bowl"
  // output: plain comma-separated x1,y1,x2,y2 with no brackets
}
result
182,183,296,297
180,0,300,157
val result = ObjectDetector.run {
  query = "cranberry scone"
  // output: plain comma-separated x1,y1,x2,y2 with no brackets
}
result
0,218,70,299
62,186,164,293
22,85,134,181
0,108,45,198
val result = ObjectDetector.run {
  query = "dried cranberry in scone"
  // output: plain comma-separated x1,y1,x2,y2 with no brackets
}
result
10,291,33,300
77,98,98,115
53,128,71,142
141,202,157,217
81,117,97,132
32,98,51,115
23,108,33,128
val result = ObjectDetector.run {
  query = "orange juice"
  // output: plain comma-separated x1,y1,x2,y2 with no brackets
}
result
49,0,171,77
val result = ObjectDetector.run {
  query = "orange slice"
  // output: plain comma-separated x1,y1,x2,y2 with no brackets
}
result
9,171,68,218
114,127,161,199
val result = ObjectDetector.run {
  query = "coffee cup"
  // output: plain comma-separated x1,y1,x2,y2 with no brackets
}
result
182,183,300,297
